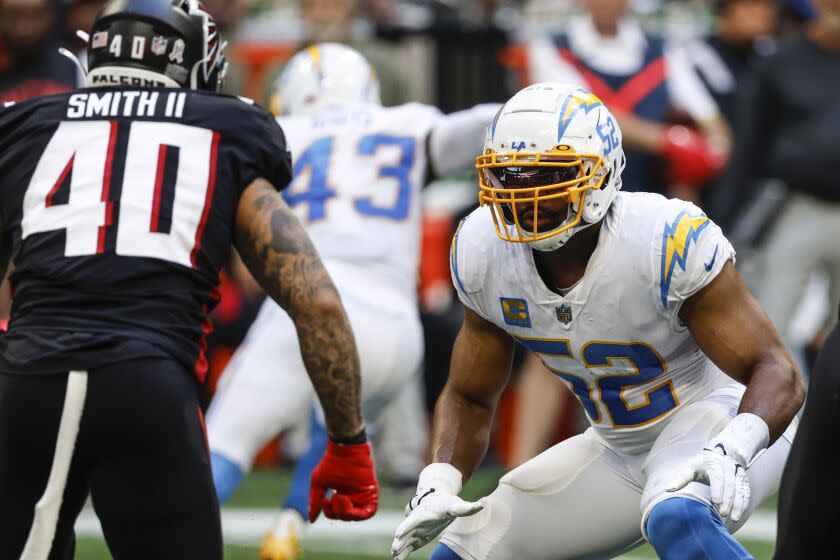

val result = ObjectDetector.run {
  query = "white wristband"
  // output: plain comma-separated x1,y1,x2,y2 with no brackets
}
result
712,413,770,467
417,463,464,496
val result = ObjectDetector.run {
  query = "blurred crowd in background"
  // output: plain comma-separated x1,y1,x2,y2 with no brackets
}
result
2,0,839,477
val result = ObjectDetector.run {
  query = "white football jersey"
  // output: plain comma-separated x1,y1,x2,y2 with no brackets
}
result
279,102,442,310
451,191,739,454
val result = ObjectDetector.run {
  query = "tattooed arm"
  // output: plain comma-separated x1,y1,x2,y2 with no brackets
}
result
234,178,365,441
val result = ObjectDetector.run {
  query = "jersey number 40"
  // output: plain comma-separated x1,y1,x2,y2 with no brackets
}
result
22,120,217,268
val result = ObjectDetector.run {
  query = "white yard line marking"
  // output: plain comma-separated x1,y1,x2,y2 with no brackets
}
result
75,507,777,553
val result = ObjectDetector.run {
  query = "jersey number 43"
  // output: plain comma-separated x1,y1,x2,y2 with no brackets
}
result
285,134,415,222
22,120,218,268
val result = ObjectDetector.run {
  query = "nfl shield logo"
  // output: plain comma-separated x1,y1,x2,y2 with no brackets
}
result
556,304,573,325
151,36,168,56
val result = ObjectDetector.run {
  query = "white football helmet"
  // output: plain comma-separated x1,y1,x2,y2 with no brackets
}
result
272,42,381,116
476,83,626,251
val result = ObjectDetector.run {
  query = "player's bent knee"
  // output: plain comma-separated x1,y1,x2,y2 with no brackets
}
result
646,497,752,560
646,497,699,551
429,543,465,560
210,451,244,504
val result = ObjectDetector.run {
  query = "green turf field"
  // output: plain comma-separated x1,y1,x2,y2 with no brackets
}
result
74,536,776,560
73,467,779,559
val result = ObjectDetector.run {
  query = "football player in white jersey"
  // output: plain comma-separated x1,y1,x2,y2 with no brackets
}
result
391,83,804,560
204,43,499,559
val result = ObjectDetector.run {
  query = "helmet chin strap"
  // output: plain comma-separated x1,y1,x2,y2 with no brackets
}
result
526,203,596,252
59,48,87,77
528,220,595,252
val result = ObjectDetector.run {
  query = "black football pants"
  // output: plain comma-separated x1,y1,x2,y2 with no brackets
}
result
775,322,840,559
0,359,222,560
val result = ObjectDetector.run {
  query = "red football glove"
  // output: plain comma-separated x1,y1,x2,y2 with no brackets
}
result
660,125,727,188
309,440,379,522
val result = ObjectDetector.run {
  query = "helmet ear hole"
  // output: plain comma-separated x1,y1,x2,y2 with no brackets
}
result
600,170,612,190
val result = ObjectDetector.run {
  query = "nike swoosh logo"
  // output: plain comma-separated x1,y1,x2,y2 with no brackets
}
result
411,488,435,510
704,246,719,272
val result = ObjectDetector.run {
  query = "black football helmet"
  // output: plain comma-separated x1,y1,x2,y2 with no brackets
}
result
87,0,228,91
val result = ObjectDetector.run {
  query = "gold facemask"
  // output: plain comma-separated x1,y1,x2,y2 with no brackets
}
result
475,145,607,244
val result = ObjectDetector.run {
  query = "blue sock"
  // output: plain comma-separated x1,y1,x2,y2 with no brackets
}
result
210,451,244,504
283,411,328,518
646,497,753,559
430,543,464,560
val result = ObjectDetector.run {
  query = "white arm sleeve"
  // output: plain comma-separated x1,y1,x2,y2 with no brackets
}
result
428,103,501,177
664,45,721,123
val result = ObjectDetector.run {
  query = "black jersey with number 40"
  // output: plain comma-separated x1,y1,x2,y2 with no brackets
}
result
0,87,291,379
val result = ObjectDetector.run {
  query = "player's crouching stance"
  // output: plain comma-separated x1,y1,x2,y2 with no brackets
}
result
392,84,804,560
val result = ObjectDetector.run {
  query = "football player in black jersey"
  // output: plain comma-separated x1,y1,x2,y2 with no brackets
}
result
0,1,377,558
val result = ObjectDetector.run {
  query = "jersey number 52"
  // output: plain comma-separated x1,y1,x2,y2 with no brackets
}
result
518,337,678,428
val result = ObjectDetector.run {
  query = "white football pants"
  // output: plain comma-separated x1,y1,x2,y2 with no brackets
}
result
440,383,796,560
206,283,423,472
